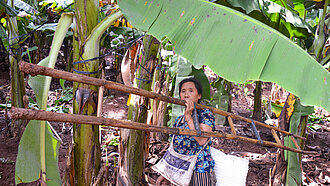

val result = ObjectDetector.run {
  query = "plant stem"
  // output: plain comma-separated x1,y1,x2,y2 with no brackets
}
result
40,121,46,184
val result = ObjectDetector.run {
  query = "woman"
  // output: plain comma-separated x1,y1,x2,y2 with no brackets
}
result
156,77,216,186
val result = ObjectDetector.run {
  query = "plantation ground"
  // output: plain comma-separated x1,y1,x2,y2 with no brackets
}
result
0,55,329,185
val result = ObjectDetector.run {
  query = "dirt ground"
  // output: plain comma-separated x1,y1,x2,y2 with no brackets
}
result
0,53,329,185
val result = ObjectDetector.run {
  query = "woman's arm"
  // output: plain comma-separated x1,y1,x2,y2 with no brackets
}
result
184,100,214,145
185,115,212,145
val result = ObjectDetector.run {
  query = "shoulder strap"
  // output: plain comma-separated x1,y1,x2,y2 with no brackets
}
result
196,138,211,156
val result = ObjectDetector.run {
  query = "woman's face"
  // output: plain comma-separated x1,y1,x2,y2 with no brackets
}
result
180,81,201,103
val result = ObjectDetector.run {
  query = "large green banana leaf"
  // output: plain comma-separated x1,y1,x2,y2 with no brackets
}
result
117,0,330,112
15,13,73,185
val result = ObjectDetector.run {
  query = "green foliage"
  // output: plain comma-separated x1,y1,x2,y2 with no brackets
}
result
21,46,38,62
210,77,229,124
15,120,61,185
118,0,330,112
47,79,73,113
307,124,321,132
192,66,211,100
0,0,19,16
109,137,119,146
14,0,39,15
0,24,9,48
15,13,73,185
215,0,314,38
308,113,330,124
39,0,74,11
284,99,314,186
101,26,143,49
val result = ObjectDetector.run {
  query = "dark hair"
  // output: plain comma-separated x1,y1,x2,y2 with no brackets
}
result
178,77,203,102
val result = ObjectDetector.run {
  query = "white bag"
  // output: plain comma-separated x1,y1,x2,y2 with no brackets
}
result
210,147,249,186
152,139,209,186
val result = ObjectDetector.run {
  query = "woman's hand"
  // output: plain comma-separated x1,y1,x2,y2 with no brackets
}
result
156,175,164,186
184,100,213,145
184,99,194,121
156,175,171,186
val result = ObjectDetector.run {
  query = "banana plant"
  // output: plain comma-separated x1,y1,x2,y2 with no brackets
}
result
117,1,329,186
284,98,314,185
15,9,124,185
218,1,328,185
119,35,161,185
15,13,73,185
2,0,26,138
117,0,329,112
71,1,123,182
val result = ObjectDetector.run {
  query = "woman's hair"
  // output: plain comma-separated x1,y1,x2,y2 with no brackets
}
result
178,77,203,101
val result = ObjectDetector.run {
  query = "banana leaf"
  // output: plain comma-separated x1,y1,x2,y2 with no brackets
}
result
0,24,9,49
284,99,313,185
15,13,73,185
270,0,316,19
15,120,61,185
216,0,260,14
14,0,39,15
0,0,19,16
259,0,314,38
117,0,330,112
211,77,229,125
214,0,314,38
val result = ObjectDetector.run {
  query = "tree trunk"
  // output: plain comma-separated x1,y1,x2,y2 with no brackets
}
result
271,94,294,185
72,0,100,185
117,35,160,185
252,81,262,121
271,94,313,186
155,74,171,141
7,1,26,137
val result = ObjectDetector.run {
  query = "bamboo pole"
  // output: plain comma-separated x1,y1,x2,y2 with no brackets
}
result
271,129,282,145
227,116,237,135
18,61,306,141
10,107,316,154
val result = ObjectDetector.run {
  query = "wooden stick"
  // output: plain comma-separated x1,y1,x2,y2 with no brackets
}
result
10,107,316,154
227,116,237,135
290,135,301,151
97,70,105,118
97,70,105,143
18,61,306,141
269,168,272,186
271,129,282,145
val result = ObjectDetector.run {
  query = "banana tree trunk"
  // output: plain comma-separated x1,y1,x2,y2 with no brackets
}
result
253,81,262,121
155,74,171,141
284,99,313,186
117,35,160,185
271,94,313,185
7,1,26,137
72,0,100,185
